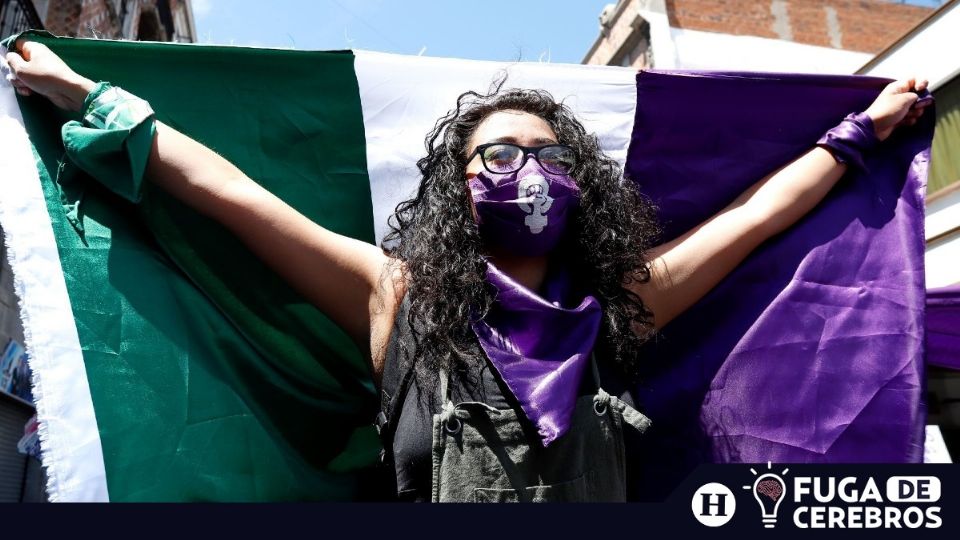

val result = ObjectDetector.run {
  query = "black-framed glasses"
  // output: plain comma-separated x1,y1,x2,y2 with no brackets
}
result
467,143,577,175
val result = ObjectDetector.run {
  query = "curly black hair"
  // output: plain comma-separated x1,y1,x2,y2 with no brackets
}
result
382,79,661,401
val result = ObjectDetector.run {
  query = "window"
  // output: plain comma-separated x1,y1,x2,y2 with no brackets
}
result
929,76,960,194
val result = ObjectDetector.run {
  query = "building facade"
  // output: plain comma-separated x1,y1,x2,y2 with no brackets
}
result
0,0,197,503
584,0,934,72
1,0,196,42
858,0,960,462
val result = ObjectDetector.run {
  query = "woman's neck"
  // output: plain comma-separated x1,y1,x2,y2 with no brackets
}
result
488,250,550,293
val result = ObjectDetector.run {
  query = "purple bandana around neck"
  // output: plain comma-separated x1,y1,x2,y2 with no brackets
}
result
470,261,603,447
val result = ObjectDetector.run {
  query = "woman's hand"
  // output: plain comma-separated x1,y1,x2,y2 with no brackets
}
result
4,39,97,112
864,77,932,141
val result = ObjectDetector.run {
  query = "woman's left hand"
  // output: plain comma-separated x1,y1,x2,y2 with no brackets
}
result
864,77,932,142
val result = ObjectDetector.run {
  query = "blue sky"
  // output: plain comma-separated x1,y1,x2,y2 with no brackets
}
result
190,0,949,63
190,0,615,63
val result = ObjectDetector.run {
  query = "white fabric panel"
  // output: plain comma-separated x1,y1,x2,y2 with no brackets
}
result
353,50,639,245
0,48,109,502
668,27,872,74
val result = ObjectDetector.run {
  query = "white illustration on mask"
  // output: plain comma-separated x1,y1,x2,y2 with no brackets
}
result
517,175,553,234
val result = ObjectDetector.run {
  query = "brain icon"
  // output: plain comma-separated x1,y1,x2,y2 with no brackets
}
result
757,479,783,502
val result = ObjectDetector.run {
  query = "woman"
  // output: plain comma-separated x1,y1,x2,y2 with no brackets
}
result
5,39,930,502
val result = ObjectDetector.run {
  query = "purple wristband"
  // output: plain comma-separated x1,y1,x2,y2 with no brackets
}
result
816,112,880,172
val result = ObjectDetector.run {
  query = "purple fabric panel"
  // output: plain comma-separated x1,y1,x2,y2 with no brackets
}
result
624,70,933,500
927,284,960,371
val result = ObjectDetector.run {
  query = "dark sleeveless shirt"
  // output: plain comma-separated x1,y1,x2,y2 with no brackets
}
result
380,294,625,502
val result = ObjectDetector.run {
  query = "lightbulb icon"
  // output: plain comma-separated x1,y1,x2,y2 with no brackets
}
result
743,461,790,528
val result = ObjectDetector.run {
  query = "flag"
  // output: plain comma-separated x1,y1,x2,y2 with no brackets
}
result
626,71,932,500
0,31,933,502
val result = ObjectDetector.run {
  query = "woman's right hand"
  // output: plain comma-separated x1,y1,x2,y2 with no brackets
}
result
4,39,97,112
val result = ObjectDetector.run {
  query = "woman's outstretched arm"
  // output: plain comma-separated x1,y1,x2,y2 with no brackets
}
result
5,39,392,357
629,77,931,331
141,120,392,349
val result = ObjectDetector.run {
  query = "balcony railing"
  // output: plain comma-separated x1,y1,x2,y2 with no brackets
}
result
0,0,43,41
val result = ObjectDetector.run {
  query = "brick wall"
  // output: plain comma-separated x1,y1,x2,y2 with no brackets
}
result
41,0,83,36
39,0,190,41
76,0,120,38
666,0,934,53
41,0,119,37
586,0,655,68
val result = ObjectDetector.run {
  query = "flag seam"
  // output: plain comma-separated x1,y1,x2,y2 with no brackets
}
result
0,59,109,502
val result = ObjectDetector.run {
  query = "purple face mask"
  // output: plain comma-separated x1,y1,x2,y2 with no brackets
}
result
468,159,580,256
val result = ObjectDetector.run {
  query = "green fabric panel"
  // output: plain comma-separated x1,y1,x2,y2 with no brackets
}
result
8,31,380,500
930,77,960,194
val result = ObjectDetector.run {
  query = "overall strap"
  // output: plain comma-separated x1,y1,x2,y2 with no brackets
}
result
590,352,653,434
376,359,455,465
439,366,452,403
374,357,415,466
375,294,417,466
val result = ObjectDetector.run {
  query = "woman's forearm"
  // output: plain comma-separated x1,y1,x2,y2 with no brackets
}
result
735,146,847,238
142,120,391,349
628,77,928,332
145,120,254,225
57,76,388,346
141,119,388,348
635,147,846,329
48,72,250,222
52,74,97,113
